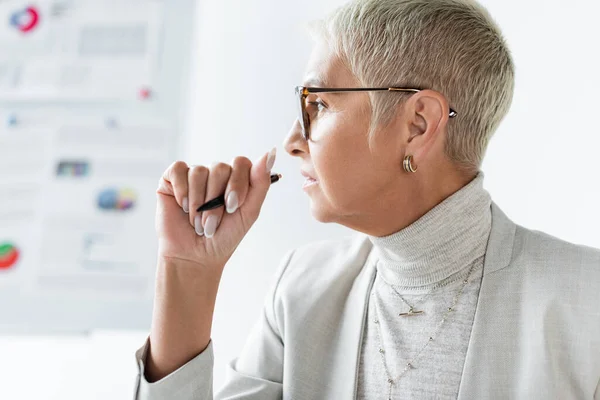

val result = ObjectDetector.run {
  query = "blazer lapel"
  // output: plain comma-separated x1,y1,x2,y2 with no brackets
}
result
456,201,517,399
326,202,516,399
326,245,378,399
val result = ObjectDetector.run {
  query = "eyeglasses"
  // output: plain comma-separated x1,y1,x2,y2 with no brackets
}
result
295,86,458,141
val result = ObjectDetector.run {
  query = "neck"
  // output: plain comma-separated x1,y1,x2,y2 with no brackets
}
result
367,170,492,287
346,169,475,237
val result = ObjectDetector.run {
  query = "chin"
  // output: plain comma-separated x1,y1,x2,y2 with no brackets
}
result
309,200,336,223
307,190,358,224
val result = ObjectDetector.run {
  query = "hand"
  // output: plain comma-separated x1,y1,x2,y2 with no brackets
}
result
155,147,277,275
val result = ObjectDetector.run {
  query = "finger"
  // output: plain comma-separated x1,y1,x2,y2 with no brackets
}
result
224,156,252,214
160,161,189,210
242,147,276,222
188,165,209,234
202,162,232,238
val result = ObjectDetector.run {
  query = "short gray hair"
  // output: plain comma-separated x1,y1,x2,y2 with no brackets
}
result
310,0,515,175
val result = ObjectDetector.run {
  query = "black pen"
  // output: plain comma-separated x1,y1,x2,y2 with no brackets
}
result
196,173,282,212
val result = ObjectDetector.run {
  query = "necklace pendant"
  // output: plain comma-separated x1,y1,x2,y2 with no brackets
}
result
399,308,424,317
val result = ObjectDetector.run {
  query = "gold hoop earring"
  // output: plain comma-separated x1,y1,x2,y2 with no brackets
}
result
403,155,418,173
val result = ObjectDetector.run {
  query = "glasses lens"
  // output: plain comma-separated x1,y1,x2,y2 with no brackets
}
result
295,86,309,140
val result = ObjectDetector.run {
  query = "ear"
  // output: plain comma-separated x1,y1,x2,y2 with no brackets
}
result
403,89,450,164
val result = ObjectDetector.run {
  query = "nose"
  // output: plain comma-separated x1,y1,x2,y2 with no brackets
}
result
283,119,309,158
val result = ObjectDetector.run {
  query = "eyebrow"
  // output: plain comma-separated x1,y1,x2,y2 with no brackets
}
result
302,76,333,88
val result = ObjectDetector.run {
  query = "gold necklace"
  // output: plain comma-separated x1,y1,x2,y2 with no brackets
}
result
372,261,478,400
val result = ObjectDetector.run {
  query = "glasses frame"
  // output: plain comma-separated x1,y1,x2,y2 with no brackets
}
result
295,86,458,141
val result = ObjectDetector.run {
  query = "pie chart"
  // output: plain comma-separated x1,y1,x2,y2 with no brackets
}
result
97,188,137,211
0,243,20,270
10,6,40,33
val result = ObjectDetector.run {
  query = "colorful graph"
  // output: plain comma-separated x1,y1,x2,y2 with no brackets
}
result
9,6,40,33
97,188,137,211
0,243,20,270
56,160,90,177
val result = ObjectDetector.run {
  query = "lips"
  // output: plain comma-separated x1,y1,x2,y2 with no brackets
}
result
301,169,318,189
303,177,318,189
301,170,316,180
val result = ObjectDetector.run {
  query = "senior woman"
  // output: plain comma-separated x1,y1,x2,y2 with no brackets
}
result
133,0,600,399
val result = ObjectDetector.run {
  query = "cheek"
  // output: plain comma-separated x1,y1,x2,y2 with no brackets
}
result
309,106,381,207
311,137,375,211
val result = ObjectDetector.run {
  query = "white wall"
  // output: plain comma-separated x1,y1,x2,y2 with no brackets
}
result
1,0,599,398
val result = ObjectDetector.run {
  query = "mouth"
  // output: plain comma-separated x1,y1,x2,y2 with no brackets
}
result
301,170,318,189
302,177,318,189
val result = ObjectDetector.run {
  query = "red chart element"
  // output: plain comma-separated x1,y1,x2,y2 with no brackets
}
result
10,6,40,33
0,243,20,270
139,88,152,100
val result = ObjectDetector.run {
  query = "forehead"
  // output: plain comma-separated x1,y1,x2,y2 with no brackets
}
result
302,41,356,88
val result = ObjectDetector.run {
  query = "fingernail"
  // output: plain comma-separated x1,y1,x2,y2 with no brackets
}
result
194,215,204,236
266,147,277,173
204,215,218,238
226,191,239,214
183,197,189,213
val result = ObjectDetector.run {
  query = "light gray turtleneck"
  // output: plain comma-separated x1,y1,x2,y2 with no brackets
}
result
356,171,492,399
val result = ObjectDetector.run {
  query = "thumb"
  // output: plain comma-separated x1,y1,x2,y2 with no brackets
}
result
243,147,277,219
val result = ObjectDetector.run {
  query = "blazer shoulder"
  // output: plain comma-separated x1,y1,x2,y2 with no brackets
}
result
504,224,600,330
513,223,600,276
276,233,374,299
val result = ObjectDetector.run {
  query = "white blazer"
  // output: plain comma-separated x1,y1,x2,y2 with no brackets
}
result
135,201,600,399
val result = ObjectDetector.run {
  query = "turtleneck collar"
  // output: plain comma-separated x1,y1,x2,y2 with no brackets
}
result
368,171,492,288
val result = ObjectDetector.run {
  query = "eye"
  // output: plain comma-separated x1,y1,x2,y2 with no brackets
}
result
307,99,327,114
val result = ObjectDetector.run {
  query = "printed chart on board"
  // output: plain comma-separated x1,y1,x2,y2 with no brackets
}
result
0,0,162,101
0,0,195,332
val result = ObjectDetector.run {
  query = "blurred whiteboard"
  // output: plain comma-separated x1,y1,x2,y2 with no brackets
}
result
0,0,196,333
